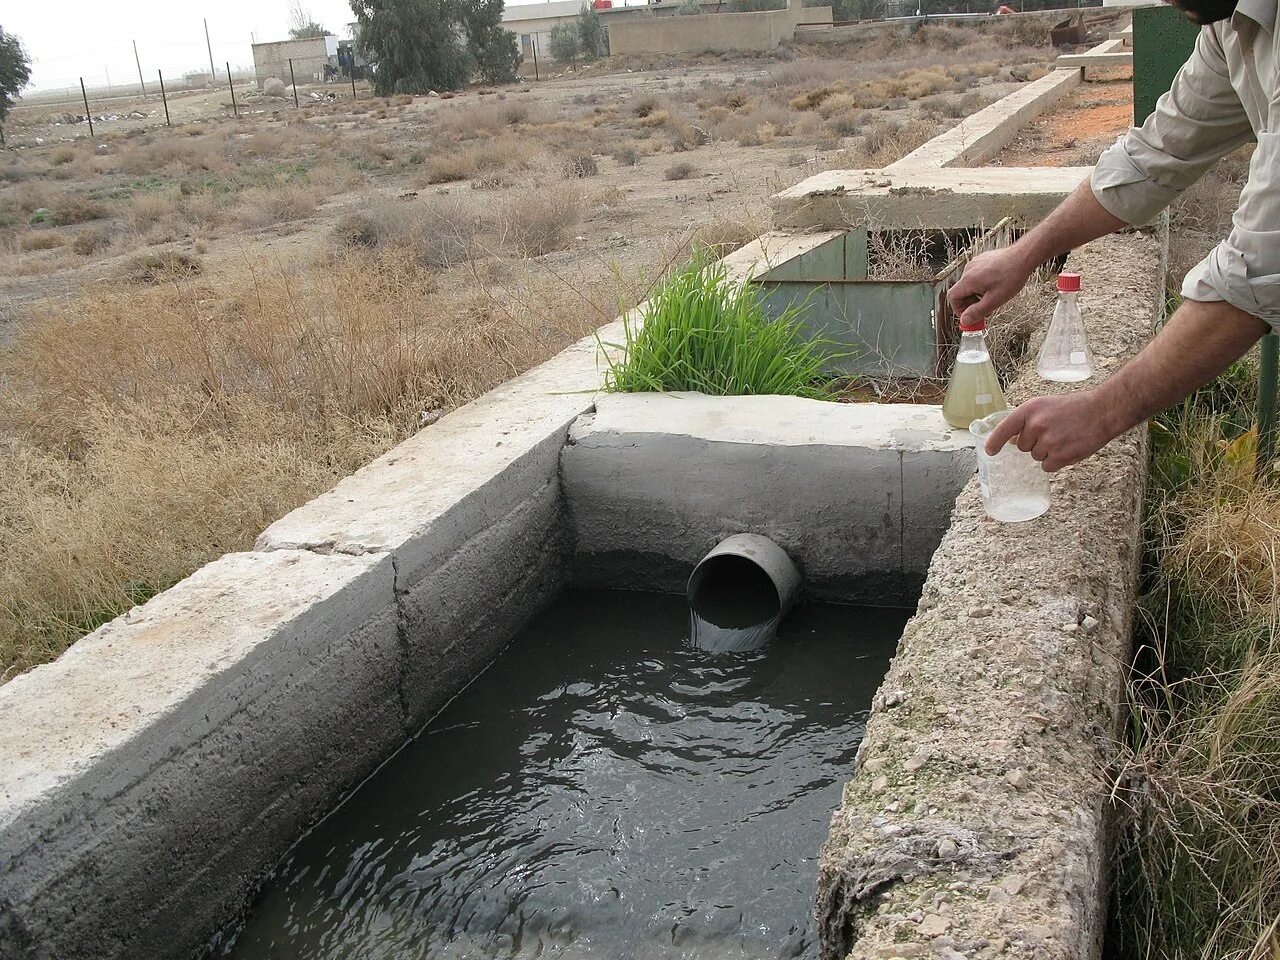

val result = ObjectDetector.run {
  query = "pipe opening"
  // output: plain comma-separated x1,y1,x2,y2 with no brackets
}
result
687,534,801,654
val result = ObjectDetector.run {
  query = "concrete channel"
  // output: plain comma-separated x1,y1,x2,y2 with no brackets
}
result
0,56,1154,960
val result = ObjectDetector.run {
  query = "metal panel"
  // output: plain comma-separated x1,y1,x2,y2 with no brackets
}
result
758,280,939,378
757,234,848,282
1132,5,1199,126
755,219,1016,379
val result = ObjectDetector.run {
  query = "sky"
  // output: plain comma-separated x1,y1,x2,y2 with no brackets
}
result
4,0,563,93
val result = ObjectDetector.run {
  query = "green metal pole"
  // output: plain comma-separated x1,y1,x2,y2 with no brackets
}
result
1258,333,1278,479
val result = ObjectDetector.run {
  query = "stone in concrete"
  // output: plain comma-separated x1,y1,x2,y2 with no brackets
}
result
814,232,1159,960
771,166,1093,231
888,68,1083,172
560,392,973,603
0,550,400,960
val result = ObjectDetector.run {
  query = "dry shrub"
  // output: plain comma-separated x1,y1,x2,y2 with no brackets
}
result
422,139,535,185
51,146,77,166
487,182,583,257
563,153,599,178
611,143,640,166
664,162,697,181
120,250,204,285
331,196,479,269
19,232,64,252
632,94,661,117
0,250,617,678
124,190,183,235
789,87,836,111
50,194,108,227
233,184,322,229
692,209,768,256
638,109,670,129
71,227,113,256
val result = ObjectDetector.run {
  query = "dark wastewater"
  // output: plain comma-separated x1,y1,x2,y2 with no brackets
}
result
219,589,906,960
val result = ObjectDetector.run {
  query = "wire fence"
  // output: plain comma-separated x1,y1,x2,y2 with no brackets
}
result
11,63,369,146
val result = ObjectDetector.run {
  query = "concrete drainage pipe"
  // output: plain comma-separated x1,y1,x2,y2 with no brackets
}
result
687,533,802,654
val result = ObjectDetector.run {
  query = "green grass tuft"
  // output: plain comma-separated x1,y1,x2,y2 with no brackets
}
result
602,254,836,399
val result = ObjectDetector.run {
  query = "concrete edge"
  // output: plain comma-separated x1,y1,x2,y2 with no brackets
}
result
814,232,1160,960
887,68,1083,172
771,167,1094,231
560,393,974,601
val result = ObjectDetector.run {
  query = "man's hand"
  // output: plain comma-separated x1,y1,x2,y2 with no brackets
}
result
947,248,1037,329
985,392,1117,471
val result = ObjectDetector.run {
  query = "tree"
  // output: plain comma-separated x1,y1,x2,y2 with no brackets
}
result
287,1,328,38
351,0,474,94
460,0,521,83
576,4,607,60
548,21,580,63
0,28,31,146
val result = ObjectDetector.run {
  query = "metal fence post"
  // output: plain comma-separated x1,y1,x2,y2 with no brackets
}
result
1258,334,1278,479
226,62,238,117
79,78,94,138
158,70,171,126
289,57,300,108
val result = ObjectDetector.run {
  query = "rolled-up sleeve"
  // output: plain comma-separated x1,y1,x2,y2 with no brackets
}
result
1091,26,1254,226
1183,123,1280,329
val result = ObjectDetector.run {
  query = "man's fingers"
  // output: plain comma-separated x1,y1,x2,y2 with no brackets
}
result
957,297,990,330
947,276,979,314
985,405,1027,455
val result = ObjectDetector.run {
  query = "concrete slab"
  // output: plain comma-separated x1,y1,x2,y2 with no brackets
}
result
888,68,1083,171
561,393,973,603
0,550,401,960
771,166,1093,230
814,232,1160,960
1057,37,1133,71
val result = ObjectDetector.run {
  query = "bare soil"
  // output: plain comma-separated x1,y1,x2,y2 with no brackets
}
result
994,71,1134,168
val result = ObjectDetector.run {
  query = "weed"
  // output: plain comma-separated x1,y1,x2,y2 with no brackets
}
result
664,162,698,181
603,254,833,398
120,250,204,285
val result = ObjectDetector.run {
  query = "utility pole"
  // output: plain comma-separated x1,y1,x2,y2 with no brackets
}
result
227,61,238,117
133,39,146,99
158,70,171,125
205,18,217,82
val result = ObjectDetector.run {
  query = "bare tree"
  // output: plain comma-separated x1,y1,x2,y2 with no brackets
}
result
287,1,327,38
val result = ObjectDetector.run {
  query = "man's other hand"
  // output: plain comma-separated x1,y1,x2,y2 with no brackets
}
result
947,248,1036,328
985,392,1117,472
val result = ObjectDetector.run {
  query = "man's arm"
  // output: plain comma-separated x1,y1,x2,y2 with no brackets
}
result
947,25,1254,327
948,181,1125,328
985,298,1268,470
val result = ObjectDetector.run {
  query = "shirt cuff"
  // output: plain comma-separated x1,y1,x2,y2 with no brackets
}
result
1091,137,1183,227
1182,241,1280,331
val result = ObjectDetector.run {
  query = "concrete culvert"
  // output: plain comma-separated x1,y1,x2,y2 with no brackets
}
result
687,533,801,654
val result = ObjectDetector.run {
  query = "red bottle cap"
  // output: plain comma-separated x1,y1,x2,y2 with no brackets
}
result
958,316,985,332
1057,272,1081,292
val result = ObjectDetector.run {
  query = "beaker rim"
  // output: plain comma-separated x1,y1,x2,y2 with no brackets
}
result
968,409,1009,440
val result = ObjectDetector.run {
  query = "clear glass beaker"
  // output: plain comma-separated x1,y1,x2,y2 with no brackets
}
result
969,410,1050,523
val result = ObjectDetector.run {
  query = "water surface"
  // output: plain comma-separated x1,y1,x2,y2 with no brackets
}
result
221,590,905,960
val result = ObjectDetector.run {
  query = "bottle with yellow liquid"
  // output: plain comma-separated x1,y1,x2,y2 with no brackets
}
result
942,315,1007,430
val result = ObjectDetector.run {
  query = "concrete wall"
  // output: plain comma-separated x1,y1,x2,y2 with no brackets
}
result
608,0,829,55
815,231,1160,960
562,393,972,604
251,37,330,89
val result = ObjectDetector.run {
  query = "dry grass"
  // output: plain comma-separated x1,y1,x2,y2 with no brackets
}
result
664,161,698,181
1109,148,1280,958
0,248,617,680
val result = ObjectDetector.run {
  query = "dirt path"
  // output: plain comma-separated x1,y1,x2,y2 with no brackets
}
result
994,71,1133,168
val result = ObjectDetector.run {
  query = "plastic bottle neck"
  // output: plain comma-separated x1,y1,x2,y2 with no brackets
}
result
1057,290,1078,304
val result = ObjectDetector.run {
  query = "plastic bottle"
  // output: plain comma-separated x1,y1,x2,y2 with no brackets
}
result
1036,272,1093,383
942,315,1007,430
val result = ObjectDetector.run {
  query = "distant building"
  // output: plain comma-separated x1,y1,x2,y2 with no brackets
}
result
250,36,341,89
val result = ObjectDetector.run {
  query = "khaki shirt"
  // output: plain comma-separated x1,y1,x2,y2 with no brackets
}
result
1092,0,1280,326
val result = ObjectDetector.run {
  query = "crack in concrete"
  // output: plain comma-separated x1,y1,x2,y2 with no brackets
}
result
388,555,415,738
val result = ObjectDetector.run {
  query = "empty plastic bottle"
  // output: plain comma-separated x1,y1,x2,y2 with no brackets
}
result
942,315,1007,430
1037,272,1093,383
